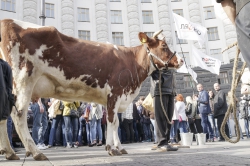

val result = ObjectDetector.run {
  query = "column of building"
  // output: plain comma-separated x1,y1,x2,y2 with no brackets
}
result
95,0,109,43
157,0,173,48
23,0,37,24
218,5,237,62
187,0,206,52
126,0,141,47
61,0,75,37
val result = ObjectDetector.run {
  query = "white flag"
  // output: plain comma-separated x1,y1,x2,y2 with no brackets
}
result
192,45,221,75
173,13,207,48
177,62,198,83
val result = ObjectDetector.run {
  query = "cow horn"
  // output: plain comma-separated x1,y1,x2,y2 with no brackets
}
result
153,30,163,38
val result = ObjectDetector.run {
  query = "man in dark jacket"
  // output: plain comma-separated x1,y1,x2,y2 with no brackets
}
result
196,84,214,141
0,59,14,120
151,69,178,151
213,83,229,141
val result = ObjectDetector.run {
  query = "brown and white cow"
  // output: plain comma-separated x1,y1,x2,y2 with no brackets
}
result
0,19,183,160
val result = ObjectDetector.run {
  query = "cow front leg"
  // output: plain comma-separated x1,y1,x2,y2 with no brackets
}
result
0,119,19,160
113,114,127,154
11,110,47,161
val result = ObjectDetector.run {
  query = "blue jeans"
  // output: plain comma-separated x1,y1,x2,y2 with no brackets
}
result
208,114,219,138
48,115,62,146
86,116,97,143
63,116,79,145
96,118,102,141
133,120,139,142
143,123,151,141
170,120,179,139
32,107,43,145
7,116,13,148
201,113,214,139
78,116,86,145
38,111,48,144
179,121,188,133
244,119,250,138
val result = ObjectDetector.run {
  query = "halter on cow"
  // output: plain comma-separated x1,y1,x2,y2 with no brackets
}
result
0,19,183,160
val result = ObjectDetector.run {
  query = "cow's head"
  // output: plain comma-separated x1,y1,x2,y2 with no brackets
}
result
241,68,250,95
138,30,183,69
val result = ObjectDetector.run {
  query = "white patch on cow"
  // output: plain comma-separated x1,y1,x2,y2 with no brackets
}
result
13,19,45,29
99,69,101,72
96,44,100,46
106,41,111,44
113,45,118,50
57,52,60,57
0,47,6,61
176,54,184,69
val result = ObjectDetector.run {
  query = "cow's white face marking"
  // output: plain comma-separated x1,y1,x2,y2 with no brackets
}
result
97,44,100,46
13,19,44,29
113,45,118,50
176,54,183,69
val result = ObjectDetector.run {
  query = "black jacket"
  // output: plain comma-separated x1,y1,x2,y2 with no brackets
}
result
213,89,228,117
0,59,14,120
132,103,140,121
150,69,176,97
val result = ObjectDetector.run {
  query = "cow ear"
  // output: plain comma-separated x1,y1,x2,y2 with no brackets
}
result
138,32,149,44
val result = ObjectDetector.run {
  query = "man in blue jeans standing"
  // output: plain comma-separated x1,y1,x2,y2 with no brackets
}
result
196,84,214,142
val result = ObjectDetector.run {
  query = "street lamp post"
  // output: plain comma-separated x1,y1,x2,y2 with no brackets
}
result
39,0,46,26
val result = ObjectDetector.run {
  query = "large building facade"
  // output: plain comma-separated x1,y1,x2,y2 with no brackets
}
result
0,0,242,98
0,0,239,64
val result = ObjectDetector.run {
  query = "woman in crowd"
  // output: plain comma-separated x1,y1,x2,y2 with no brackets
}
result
191,94,203,134
62,101,80,148
176,94,187,133
170,98,179,144
208,90,219,140
185,96,193,132
48,98,64,148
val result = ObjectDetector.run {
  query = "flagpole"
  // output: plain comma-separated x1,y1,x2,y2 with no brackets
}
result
177,38,196,95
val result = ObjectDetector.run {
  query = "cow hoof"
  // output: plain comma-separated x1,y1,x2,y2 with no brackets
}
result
26,151,32,157
6,153,20,160
33,153,48,161
120,149,128,154
0,149,6,155
105,145,111,151
108,149,122,156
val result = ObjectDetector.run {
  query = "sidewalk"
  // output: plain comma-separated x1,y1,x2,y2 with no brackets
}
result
0,138,250,166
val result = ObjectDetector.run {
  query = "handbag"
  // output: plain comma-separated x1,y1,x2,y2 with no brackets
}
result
179,116,182,122
83,106,91,121
142,93,154,112
70,109,79,118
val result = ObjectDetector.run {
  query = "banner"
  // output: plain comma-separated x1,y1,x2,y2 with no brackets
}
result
192,45,221,75
173,13,207,48
177,62,198,83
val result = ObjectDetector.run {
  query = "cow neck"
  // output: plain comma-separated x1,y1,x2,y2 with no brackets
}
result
130,44,152,83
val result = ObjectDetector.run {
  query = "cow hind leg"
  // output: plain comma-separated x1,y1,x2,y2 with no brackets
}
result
112,115,127,155
11,110,47,161
0,119,19,160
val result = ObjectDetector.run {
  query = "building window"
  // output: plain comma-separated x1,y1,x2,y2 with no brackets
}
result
1,0,15,12
178,52,190,66
144,32,154,38
45,3,54,18
112,32,124,46
142,11,153,24
175,32,187,44
110,0,120,1
184,75,196,88
204,6,215,19
78,30,90,40
141,0,151,2
78,8,90,22
111,10,122,24
210,48,221,55
171,0,182,2
173,9,183,17
217,72,229,84
207,27,219,41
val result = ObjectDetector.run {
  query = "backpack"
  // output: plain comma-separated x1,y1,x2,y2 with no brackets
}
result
185,103,192,116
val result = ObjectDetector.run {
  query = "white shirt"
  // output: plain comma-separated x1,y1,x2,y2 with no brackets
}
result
175,101,187,121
